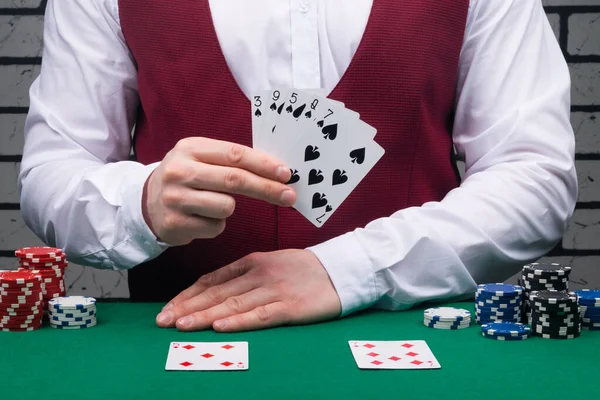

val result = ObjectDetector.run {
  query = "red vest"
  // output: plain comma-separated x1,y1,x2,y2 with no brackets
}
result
118,0,468,301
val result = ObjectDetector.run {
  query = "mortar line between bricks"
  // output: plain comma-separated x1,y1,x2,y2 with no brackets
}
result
0,57,41,65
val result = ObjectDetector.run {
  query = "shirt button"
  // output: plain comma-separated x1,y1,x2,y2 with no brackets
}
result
299,2,310,13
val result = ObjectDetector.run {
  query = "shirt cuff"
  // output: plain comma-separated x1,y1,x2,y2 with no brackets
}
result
307,231,378,316
117,162,170,267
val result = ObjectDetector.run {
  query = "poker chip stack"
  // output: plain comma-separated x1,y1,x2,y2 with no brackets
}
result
480,322,531,341
575,289,600,331
15,247,68,310
0,270,44,332
530,290,580,339
47,296,97,329
423,307,471,329
518,262,571,322
475,283,523,324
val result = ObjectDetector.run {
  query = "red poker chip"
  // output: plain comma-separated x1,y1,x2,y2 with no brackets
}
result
0,270,41,285
0,287,41,295
0,303,43,313
15,246,63,259
45,291,67,299
0,296,43,305
18,255,67,265
1,314,39,321
0,326,41,332
27,269,64,277
0,320,42,329
20,262,68,270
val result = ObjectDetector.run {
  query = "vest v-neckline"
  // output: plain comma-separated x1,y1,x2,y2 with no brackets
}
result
201,0,378,102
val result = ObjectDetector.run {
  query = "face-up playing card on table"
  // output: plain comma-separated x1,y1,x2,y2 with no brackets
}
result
165,342,249,371
348,340,441,370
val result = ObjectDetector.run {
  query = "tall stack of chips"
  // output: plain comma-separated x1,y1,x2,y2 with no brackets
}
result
530,290,580,339
518,262,571,322
475,283,523,324
575,289,600,331
0,270,44,332
15,247,67,310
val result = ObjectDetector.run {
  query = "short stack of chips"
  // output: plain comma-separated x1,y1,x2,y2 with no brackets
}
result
481,322,531,341
530,290,580,339
423,307,471,329
48,296,97,329
518,262,571,322
575,289,600,331
16,247,67,310
475,283,523,324
0,270,44,332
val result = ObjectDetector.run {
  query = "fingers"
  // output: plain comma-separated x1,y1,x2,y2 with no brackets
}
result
185,162,296,207
212,302,290,333
157,257,253,322
177,138,291,183
177,190,236,219
175,289,276,331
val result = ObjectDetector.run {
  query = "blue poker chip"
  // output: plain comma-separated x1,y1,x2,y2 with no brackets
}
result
575,289,600,301
49,318,95,327
481,322,531,337
49,321,97,330
50,315,93,323
481,332,529,341
476,284,524,297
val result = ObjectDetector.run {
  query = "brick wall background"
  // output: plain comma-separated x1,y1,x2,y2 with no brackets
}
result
0,0,598,298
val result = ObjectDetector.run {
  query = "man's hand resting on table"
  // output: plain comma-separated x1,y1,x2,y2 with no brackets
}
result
155,249,343,332
143,137,296,245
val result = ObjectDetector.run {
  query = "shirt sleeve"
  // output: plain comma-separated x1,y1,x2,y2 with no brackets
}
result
308,0,578,316
18,0,168,270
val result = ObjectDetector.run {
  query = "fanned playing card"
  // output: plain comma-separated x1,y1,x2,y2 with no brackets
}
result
165,342,249,371
250,88,384,227
348,340,441,370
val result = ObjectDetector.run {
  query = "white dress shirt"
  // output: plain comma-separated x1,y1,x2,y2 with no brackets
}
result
19,0,578,315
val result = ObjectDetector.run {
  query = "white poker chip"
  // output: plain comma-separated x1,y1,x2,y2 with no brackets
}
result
48,296,96,310
423,307,471,322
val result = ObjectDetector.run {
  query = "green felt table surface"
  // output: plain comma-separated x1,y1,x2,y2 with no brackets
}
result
1,302,599,400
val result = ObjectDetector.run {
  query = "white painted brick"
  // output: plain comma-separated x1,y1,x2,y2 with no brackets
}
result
563,209,600,249
506,256,600,289
570,63,600,106
569,14,600,56
573,112,600,154
0,65,40,107
543,0,600,5
0,162,19,203
0,114,25,155
0,210,40,250
577,160,600,202
0,16,43,57
546,13,561,42
0,0,43,7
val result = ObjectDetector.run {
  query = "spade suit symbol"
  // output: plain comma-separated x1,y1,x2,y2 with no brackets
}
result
304,110,312,118
332,169,348,186
304,145,320,162
285,105,293,113
312,193,328,209
270,102,277,111
316,120,324,128
322,124,338,141
349,148,366,164
287,169,300,184
292,104,307,119
308,169,324,185
254,109,262,117
277,103,284,114
326,205,333,212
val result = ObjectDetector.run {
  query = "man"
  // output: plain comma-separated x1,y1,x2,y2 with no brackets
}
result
19,0,577,333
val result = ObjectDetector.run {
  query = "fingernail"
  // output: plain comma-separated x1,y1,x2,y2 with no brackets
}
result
157,311,173,325
276,166,290,181
178,316,194,328
214,319,227,330
280,189,295,205
162,303,174,311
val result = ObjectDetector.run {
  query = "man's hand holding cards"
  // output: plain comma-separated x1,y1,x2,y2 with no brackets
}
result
252,88,385,227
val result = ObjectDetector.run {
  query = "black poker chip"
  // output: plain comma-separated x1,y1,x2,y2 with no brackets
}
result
530,290,577,304
523,262,571,276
